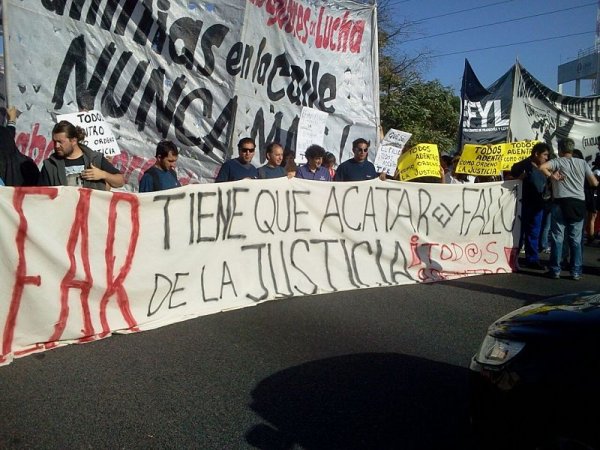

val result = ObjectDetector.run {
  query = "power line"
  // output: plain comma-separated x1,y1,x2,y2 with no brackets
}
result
429,30,594,58
384,0,514,21
403,2,596,43
414,0,515,23
384,0,412,7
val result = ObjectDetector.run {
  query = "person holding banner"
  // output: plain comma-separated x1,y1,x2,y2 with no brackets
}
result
510,142,550,270
334,138,378,181
258,142,286,179
215,137,258,182
0,106,39,186
539,141,599,280
139,140,181,192
39,120,124,190
295,145,331,181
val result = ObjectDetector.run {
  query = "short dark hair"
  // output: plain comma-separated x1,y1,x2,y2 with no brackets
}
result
324,152,336,165
531,142,550,156
352,138,370,149
558,138,574,152
156,140,178,158
305,144,326,159
265,142,283,155
237,137,255,150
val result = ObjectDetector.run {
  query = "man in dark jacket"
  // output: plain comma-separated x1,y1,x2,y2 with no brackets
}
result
510,142,550,270
39,120,124,190
139,140,181,192
334,138,379,181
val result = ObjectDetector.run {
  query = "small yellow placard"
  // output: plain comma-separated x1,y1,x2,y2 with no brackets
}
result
456,143,506,176
501,140,540,171
397,143,440,181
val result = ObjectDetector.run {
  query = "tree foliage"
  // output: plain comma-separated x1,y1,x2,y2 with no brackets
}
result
377,1,461,153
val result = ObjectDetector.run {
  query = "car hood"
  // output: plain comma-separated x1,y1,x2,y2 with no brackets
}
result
489,291,600,341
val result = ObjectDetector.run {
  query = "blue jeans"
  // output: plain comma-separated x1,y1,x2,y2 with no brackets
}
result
521,205,544,264
549,202,584,276
539,206,551,249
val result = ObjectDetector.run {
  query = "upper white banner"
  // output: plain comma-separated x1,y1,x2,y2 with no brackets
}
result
3,0,379,188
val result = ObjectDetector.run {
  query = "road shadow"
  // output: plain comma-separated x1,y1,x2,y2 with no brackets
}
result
246,353,474,450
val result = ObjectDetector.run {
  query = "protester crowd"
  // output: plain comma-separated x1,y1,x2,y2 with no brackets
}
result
1,106,600,280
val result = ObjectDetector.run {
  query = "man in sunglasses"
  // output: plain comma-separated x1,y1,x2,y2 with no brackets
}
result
215,137,258,182
334,138,379,181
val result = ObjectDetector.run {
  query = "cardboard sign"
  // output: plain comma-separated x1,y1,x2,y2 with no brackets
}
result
295,107,329,164
57,110,120,156
374,129,412,176
456,143,507,176
501,140,540,171
397,143,441,181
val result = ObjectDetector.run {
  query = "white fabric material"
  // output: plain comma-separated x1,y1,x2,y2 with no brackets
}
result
3,0,380,188
0,179,521,365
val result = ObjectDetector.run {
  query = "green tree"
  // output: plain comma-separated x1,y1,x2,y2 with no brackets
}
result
382,80,460,152
377,1,461,153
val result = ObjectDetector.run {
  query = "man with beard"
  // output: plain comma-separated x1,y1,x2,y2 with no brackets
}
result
39,120,124,190
139,140,181,192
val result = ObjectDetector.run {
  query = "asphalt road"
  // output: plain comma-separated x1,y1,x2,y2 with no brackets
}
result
2,243,600,450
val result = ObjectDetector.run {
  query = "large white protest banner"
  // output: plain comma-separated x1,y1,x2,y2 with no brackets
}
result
3,1,379,189
509,63,600,161
0,180,521,366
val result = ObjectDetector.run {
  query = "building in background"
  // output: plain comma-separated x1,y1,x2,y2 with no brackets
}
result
557,0,600,95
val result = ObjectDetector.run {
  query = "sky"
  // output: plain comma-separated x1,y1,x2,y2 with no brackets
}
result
384,0,598,96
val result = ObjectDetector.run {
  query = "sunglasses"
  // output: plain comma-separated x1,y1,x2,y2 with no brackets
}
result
354,147,369,153
240,148,255,153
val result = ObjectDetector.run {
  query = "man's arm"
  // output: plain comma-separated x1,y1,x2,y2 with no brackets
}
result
538,161,554,179
103,171,126,188
83,160,125,188
5,106,17,140
586,170,599,188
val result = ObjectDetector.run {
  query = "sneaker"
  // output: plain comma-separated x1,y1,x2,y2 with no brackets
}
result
541,247,551,254
546,271,560,279
572,273,582,281
525,261,545,270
